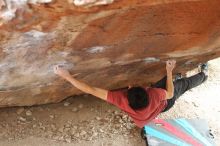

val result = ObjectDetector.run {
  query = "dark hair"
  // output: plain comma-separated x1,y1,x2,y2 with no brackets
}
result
127,87,149,110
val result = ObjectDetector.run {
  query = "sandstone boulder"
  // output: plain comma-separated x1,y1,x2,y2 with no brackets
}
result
0,0,220,107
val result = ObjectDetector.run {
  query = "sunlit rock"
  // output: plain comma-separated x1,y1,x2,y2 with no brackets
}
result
0,0,220,107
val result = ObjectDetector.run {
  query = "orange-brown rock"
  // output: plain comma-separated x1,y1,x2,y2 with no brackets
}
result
0,0,220,107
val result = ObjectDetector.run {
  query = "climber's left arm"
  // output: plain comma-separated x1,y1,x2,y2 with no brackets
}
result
54,66,108,101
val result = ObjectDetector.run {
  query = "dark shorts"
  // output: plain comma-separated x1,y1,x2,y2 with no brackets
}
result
151,72,208,112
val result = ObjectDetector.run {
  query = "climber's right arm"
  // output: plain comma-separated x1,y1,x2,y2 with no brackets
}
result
165,60,176,99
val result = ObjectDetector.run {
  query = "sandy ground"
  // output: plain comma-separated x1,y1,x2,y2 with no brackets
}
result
0,58,220,146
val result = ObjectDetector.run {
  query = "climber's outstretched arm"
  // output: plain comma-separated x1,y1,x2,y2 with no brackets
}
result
165,60,176,99
54,66,108,101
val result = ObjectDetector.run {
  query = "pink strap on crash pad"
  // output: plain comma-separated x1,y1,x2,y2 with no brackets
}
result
152,119,203,146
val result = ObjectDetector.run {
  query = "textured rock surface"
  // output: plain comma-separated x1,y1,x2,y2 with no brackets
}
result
1,0,220,107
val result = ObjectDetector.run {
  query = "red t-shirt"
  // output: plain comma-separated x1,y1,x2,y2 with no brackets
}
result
107,87,167,128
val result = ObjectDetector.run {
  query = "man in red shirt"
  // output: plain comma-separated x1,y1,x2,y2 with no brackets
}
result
54,60,208,128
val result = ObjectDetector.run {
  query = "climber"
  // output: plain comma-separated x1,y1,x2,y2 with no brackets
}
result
53,60,208,128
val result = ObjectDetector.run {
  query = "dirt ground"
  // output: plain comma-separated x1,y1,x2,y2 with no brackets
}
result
0,58,220,146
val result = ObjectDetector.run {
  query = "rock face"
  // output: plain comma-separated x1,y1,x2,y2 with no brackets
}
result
0,0,220,107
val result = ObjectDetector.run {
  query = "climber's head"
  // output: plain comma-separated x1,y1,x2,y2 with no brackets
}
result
127,87,149,110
